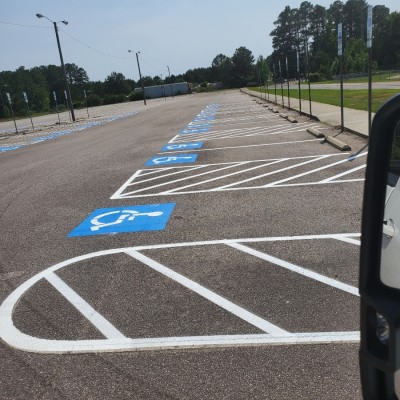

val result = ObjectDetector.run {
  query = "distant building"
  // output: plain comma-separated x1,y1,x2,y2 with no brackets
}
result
135,82,191,99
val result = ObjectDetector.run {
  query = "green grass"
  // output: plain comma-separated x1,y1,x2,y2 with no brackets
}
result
316,72,400,84
249,87,400,112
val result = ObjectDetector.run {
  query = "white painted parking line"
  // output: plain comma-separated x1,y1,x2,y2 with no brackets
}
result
159,139,321,155
112,162,252,198
319,164,367,183
334,236,362,246
0,233,361,353
226,242,359,296
46,272,126,339
111,166,207,200
263,152,368,188
111,153,366,199
161,159,286,195
126,249,289,335
169,122,320,143
214,155,331,191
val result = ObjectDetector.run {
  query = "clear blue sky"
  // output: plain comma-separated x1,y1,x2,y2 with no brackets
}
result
1,0,399,82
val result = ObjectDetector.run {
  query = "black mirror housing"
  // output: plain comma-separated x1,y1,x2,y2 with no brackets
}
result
360,93,400,398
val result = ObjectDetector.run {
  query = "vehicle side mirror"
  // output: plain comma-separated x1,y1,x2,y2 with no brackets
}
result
360,93,400,399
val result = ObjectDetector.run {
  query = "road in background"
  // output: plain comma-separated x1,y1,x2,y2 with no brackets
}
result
0,90,367,399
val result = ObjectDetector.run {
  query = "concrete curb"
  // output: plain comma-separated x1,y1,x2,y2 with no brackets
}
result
306,128,325,138
325,136,352,151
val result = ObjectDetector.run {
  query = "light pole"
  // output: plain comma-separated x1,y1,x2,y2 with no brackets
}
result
129,50,146,105
36,13,75,122
167,66,173,98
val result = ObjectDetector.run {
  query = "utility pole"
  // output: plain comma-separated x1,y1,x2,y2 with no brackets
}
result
36,14,75,122
136,52,146,105
53,21,75,121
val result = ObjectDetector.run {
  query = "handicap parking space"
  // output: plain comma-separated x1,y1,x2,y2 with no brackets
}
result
111,153,366,199
0,233,359,353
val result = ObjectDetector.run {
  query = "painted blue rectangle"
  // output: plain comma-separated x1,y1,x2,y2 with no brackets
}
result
180,128,209,134
0,145,24,152
161,142,203,151
145,154,198,166
187,123,211,128
193,117,214,122
68,203,176,237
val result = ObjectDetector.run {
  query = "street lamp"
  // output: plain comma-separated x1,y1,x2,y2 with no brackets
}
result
128,50,146,106
36,13,75,122
167,66,173,98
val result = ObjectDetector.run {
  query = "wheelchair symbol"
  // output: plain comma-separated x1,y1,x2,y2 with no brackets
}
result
152,156,192,164
90,210,163,231
145,154,197,166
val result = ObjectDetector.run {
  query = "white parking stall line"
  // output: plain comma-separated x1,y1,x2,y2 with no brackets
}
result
213,155,331,191
0,233,361,353
170,123,320,143
111,153,364,198
159,139,321,155
160,159,287,195
226,242,359,297
263,152,368,188
190,117,275,129
113,162,252,198
110,166,207,199
319,164,366,183
131,233,362,251
332,179,365,184
111,170,142,198
126,166,206,186
125,249,290,335
333,236,362,246
140,167,175,176
204,115,274,124
45,272,126,339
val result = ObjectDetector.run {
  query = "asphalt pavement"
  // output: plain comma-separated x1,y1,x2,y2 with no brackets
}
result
0,91,367,399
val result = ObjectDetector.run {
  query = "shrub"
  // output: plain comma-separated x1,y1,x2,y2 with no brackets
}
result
73,102,84,109
102,94,126,105
308,72,322,82
86,94,102,107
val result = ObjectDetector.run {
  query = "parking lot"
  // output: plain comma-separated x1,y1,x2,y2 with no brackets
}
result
0,91,367,399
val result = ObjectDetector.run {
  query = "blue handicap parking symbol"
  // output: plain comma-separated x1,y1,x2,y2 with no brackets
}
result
0,145,24,153
145,154,198,166
68,203,176,237
187,123,211,128
180,128,209,134
193,118,214,122
161,142,203,151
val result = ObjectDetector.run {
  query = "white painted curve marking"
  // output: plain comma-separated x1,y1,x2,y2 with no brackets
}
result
0,234,361,353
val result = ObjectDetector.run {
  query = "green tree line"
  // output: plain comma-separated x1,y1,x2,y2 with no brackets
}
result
1,1,399,120
268,0,400,81
0,45,263,119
